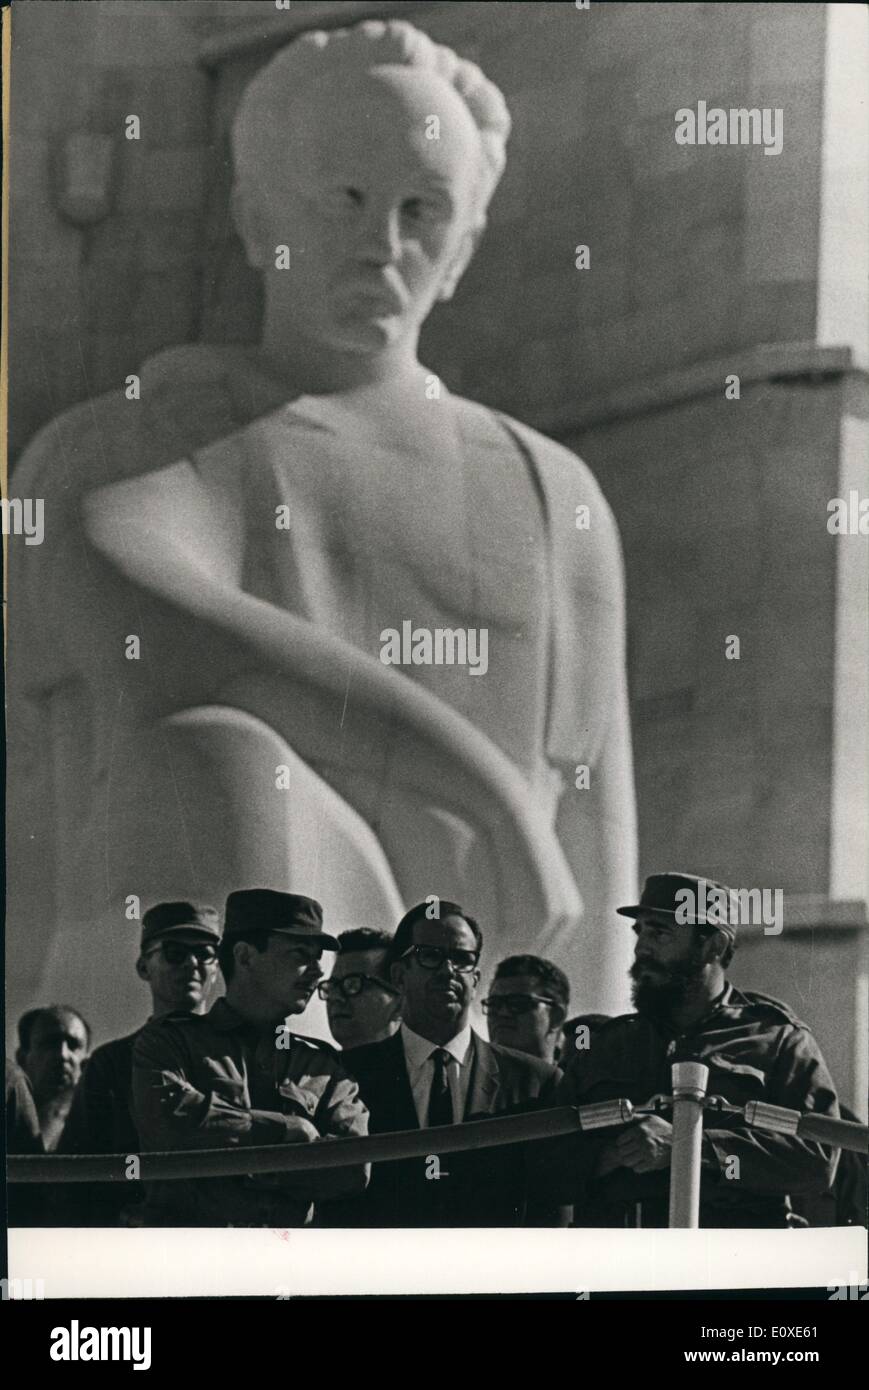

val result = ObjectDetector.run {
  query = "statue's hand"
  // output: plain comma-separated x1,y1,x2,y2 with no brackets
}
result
490,794,583,936
83,474,583,937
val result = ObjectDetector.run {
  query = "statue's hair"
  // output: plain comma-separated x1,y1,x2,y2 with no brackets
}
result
231,19,512,229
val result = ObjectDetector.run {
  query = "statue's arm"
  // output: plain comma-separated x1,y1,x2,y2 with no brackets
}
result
551,487,638,936
554,658,637,918
82,466,579,928
81,459,247,597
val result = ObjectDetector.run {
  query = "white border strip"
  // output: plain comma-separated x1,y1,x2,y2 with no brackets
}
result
9,1227,867,1299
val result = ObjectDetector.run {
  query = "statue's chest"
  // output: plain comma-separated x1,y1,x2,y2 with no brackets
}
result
274,409,549,628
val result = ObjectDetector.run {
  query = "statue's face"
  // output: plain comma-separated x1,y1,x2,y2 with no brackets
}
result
238,64,486,354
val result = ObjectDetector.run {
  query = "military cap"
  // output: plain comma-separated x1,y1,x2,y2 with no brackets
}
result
141,901,222,951
617,872,738,943
224,889,339,949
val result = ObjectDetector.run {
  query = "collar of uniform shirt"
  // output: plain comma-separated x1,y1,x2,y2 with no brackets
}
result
400,1021,473,1070
690,982,734,1028
208,997,247,1030
208,996,269,1040
656,982,734,1042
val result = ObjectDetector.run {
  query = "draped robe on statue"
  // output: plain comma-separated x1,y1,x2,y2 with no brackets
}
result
8,344,636,1040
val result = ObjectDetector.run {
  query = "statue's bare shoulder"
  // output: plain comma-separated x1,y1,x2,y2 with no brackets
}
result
69,345,257,588
448,391,624,603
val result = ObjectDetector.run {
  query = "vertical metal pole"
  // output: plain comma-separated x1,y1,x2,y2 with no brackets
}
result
668,1061,709,1228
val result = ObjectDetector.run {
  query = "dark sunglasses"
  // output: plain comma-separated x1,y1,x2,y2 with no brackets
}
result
146,942,218,966
482,993,556,1017
317,974,397,1001
400,944,479,974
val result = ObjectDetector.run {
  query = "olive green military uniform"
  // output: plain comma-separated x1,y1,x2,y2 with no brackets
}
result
132,998,369,1226
559,984,840,1227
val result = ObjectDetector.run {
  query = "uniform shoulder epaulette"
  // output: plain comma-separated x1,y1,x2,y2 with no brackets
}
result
740,990,808,1028
598,1012,639,1030
291,1032,341,1056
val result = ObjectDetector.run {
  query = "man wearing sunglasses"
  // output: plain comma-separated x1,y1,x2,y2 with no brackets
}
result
320,928,402,1050
483,955,570,1064
132,890,369,1226
57,901,221,1225
325,899,566,1227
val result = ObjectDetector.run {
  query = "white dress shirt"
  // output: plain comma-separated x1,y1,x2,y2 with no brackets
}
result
400,1022,474,1128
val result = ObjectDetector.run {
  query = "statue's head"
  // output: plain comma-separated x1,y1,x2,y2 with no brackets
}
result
231,19,511,356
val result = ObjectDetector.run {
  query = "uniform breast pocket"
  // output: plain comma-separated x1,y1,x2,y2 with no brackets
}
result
704,1055,768,1106
277,1078,320,1120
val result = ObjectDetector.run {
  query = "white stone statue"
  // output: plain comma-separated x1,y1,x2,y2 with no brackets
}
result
8,20,636,1039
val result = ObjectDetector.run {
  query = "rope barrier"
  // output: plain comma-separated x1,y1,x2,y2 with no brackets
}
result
7,1103,610,1183
7,1098,865,1184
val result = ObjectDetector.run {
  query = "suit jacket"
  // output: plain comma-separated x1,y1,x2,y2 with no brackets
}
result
56,1030,143,1227
6,1061,45,1227
324,1029,563,1227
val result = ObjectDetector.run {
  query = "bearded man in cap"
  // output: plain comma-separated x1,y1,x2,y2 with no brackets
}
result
57,901,221,1225
132,890,369,1226
557,873,840,1228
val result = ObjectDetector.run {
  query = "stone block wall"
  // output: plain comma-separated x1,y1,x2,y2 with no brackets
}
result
569,371,843,897
9,0,211,455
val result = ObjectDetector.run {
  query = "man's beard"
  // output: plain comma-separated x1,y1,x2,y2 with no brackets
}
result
629,955,706,1022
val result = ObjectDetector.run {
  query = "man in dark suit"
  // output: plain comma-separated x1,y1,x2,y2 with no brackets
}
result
326,899,566,1227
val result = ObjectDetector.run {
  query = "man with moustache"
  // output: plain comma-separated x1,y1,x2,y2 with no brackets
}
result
132,891,369,1226
559,874,840,1228
320,928,402,1050
16,1005,91,1152
57,901,222,1225
325,900,565,1227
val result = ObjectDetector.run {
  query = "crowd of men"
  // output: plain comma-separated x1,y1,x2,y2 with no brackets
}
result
7,874,865,1229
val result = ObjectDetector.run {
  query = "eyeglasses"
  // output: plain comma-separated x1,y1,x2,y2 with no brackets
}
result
400,944,480,974
146,942,218,967
317,974,397,1001
482,993,557,1017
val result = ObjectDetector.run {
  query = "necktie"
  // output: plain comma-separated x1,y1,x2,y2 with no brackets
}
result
428,1048,454,1127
